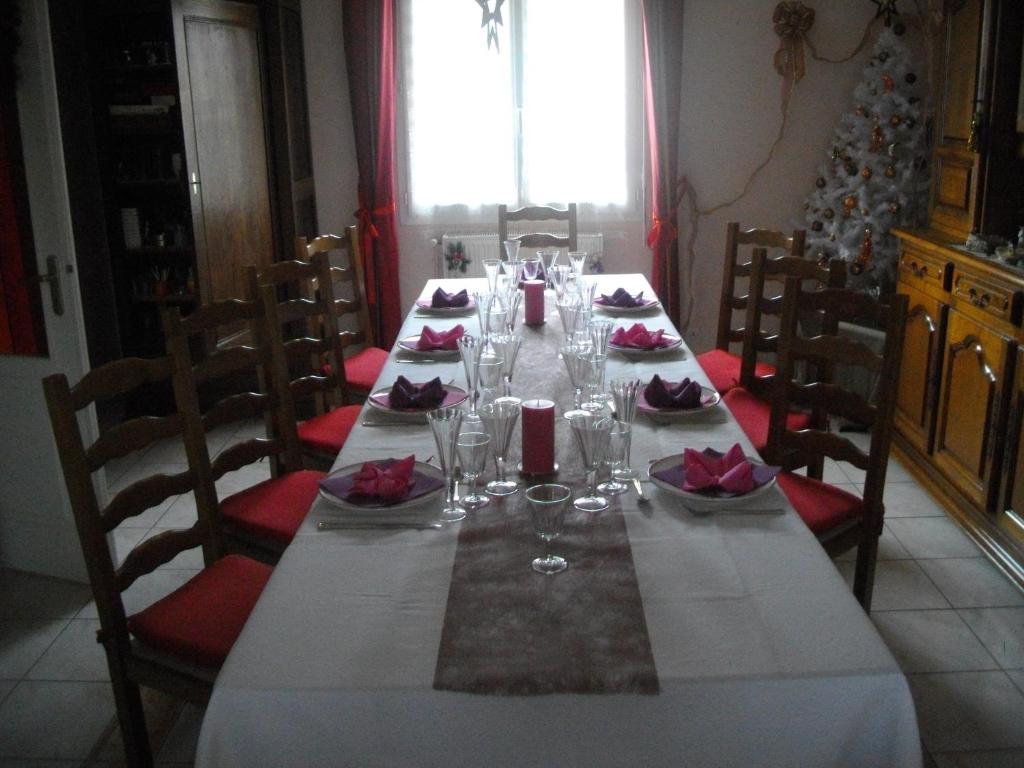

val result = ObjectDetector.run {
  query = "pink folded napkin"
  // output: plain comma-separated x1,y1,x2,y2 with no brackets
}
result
610,323,670,349
682,444,755,494
599,288,646,308
388,376,447,409
416,324,464,351
644,375,702,409
349,455,416,502
431,288,470,308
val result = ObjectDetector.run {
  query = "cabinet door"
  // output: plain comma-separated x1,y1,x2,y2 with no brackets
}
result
173,0,274,319
895,283,947,454
999,347,1024,549
934,307,1014,509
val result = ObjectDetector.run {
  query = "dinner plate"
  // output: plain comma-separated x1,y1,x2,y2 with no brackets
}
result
608,334,683,355
318,460,445,513
637,385,721,420
647,453,778,511
591,297,660,314
415,297,476,315
367,383,469,414
397,335,461,358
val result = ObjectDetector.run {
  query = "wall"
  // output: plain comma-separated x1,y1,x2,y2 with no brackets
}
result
677,0,883,351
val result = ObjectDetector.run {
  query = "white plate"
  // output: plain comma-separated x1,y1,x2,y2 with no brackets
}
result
318,461,445,513
415,298,476,315
637,385,721,420
608,334,683,355
592,298,660,314
367,383,469,415
397,335,461,358
647,453,778,511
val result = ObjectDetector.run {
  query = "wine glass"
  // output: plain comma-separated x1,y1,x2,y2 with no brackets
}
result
500,288,522,333
476,348,505,405
482,258,502,293
503,239,520,264
588,319,614,356
487,333,523,388
583,349,609,403
479,396,521,496
525,484,572,575
597,420,630,496
427,407,466,523
568,250,588,276
609,378,641,479
456,431,490,509
521,255,543,282
458,335,483,417
484,302,509,335
548,265,572,301
565,410,612,512
473,291,495,333
561,343,591,409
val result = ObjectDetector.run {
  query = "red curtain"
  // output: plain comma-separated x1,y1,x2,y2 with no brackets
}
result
342,0,402,349
0,86,44,356
640,0,684,326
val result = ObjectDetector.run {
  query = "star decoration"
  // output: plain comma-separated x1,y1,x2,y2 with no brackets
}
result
476,0,506,52
871,0,900,27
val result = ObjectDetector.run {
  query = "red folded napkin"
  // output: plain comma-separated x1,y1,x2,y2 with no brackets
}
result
599,287,645,308
610,323,669,349
431,287,470,308
644,375,702,409
349,455,416,502
682,444,754,495
416,324,464,351
388,376,447,409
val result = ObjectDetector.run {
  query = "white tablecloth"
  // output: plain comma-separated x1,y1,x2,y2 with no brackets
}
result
196,275,920,768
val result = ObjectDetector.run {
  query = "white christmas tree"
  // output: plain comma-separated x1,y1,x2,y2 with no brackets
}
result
803,26,929,295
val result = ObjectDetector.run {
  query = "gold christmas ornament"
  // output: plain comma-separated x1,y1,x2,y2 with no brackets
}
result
885,164,896,178
890,115,903,127
882,73,894,93
870,122,884,152
843,194,858,210
861,166,873,179
823,207,835,219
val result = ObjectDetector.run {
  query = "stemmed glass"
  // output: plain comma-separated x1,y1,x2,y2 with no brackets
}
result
597,421,630,496
458,335,484,418
504,239,520,264
500,289,522,333
588,319,613,355
479,396,521,496
521,255,543,282
428,407,466,523
488,333,523,389
609,379,641,480
474,291,495,333
549,265,572,301
583,349,609,404
482,258,502,293
456,431,490,509
561,343,592,409
565,410,612,512
536,248,559,287
525,484,572,575
575,275,598,307
476,347,505,406
556,297,592,344
568,250,588,276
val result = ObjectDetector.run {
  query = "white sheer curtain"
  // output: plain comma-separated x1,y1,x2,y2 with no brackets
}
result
401,0,636,219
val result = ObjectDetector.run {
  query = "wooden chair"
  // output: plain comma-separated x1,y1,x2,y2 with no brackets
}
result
767,277,909,611
248,252,363,471
162,297,326,561
722,247,846,464
294,225,388,396
42,358,272,768
498,203,578,252
696,222,806,394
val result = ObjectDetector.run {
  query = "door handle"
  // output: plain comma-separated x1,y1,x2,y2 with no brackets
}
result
191,172,201,195
23,255,65,316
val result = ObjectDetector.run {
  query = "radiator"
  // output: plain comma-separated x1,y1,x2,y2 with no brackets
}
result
439,233,604,279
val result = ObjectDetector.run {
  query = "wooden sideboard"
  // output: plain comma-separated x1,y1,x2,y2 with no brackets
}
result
893,227,1024,587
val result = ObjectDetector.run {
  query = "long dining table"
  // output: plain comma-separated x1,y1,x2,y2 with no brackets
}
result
195,274,921,768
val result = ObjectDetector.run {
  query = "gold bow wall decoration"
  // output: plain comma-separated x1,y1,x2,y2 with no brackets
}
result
773,1,816,83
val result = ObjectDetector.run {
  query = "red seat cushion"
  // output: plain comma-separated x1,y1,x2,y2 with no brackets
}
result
777,472,864,535
297,405,361,454
696,348,776,395
127,554,272,668
220,469,325,545
343,346,389,392
722,386,812,453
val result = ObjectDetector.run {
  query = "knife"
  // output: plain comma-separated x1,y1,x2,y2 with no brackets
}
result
316,520,443,531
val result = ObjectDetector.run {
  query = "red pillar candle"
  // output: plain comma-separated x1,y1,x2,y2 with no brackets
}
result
521,399,555,475
523,280,545,326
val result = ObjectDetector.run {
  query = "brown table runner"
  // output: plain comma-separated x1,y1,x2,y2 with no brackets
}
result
433,316,659,696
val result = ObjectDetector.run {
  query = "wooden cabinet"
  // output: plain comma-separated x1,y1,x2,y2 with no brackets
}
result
895,282,947,454
999,347,1024,551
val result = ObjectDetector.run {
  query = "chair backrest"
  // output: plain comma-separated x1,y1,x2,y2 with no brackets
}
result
162,298,305,481
737,247,847,399
714,222,806,352
245,252,353,414
42,356,221,659
498,203,578,252
294,225,375,349
767,278,909,526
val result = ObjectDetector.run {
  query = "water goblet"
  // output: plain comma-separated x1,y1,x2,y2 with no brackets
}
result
609,378,642,479
427,407,466,523
482,258,502,293
458,335,484,417
456,431,491,509
565,410,612,512
479,396,521,496
521,255,543,282
525,484,572,575
568,250,588,276
597,421,631,496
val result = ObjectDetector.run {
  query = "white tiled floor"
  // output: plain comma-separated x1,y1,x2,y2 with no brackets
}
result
1,425,1023,766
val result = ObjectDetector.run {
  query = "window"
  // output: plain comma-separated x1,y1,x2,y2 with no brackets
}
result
399,0,641,219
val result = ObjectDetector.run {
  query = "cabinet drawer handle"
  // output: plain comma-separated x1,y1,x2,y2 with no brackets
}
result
908,261,927,278
967,287,991,308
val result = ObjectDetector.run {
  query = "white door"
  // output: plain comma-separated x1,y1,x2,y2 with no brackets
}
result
0,0,95,581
